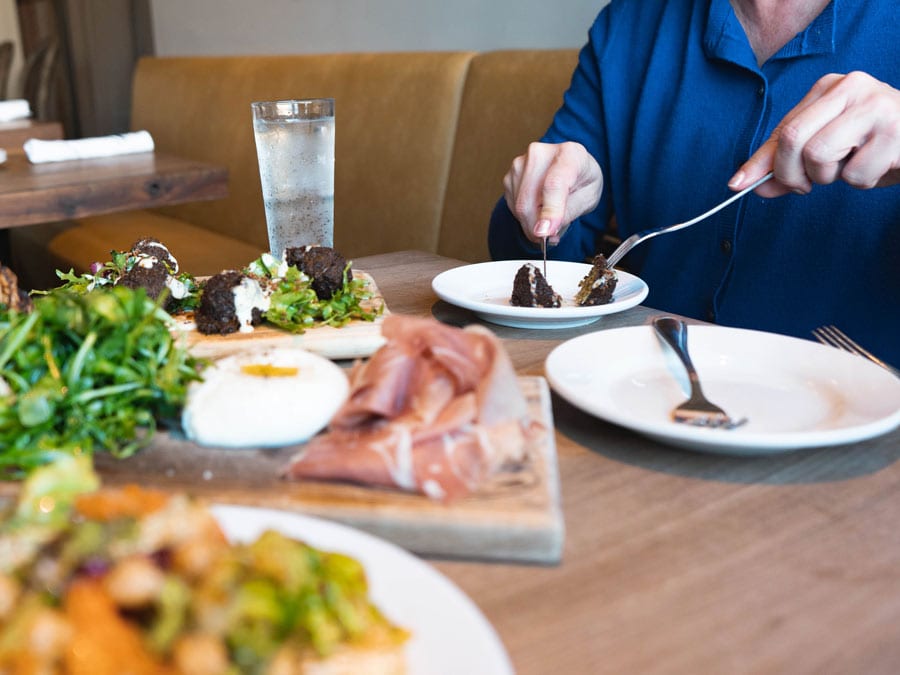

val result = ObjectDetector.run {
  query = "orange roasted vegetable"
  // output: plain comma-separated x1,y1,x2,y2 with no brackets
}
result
62,579,173,675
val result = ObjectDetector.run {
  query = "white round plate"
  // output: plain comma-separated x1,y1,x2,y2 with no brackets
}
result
545,325,900,455
431,260,648,329
211,505,514,675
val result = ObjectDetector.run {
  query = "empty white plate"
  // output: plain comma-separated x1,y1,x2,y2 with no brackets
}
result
545,324,900,455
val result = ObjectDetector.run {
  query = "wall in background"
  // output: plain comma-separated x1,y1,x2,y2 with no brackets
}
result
149,0,608,56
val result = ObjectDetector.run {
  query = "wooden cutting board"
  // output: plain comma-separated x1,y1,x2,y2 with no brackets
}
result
92,376,564,565
171,271,388,361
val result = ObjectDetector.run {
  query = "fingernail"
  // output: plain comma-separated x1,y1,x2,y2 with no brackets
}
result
727,171,744,189
534,219,551,237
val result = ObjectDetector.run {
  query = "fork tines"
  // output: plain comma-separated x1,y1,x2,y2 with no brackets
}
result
812,325,858,353
812,325,900,378
673,409,747,429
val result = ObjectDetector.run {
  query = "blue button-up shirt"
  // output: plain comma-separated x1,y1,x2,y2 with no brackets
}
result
489,0,900,363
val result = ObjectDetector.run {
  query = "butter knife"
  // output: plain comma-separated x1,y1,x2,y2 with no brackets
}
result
541,236,548,279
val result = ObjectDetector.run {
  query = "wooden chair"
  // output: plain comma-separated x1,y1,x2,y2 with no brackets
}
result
0,41,13,100
22,38,59,120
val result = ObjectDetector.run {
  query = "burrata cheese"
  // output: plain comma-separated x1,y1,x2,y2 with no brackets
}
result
182,347,349,448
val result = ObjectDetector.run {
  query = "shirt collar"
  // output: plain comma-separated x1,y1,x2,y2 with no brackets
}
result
704,0,837,69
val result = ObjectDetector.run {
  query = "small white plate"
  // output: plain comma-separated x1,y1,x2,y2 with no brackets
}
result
212,505,514,675
545,325,900,455
431,260,649,329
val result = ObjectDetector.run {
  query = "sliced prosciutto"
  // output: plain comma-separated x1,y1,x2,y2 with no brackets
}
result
283,314,534,501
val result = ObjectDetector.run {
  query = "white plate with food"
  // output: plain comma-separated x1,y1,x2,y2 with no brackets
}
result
545,324,900,455
431,259,648,329
212,505,515,675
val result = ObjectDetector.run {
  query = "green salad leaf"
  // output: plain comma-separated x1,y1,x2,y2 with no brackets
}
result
49,249,201,313
0,286,203,478
246,255,383,333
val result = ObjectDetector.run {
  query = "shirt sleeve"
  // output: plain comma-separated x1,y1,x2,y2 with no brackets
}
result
487,8,616,263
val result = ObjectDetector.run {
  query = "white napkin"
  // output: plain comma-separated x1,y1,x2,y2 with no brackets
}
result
24,130,155,164
0,99,31,123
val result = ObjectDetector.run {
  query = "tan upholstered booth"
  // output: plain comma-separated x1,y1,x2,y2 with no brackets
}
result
438,49,578,263
11,49,579,289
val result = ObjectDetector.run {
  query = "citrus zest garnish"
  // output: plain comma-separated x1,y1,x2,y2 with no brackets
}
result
240,363,299,377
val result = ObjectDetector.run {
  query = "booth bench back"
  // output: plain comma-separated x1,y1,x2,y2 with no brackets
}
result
11,49,578,287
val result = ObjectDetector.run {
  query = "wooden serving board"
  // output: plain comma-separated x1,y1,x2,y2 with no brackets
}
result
171,271,388,361
92,377,564,565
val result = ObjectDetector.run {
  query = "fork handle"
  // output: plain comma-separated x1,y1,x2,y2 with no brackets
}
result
605,172,774,270
653,317,703,394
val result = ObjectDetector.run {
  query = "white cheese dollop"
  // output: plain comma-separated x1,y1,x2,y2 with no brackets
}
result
181,347,350,448
232,277,271,333
165,276,189,300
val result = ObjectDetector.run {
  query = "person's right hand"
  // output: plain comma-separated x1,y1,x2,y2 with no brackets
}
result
729,71,900,197
503,141,603,245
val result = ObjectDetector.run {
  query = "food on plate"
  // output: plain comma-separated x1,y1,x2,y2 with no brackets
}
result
194,270,269,335
55,236,199,313
246,251,381,334
508,255,618,309
285,245,352,300
284,315,538,501
0,456,410,674
574,254,617,306
53,240,383,336
510,262,561,308
0,264,32,313
182,347,350,448
0,285,202,478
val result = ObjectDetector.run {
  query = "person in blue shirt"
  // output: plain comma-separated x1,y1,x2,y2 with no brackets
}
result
488,0,900,364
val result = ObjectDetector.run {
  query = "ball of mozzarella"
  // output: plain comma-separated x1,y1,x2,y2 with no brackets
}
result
182,347,349,448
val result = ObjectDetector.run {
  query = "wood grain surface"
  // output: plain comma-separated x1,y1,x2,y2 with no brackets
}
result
337,252,900,675
0,152,227,229
94,376,563,564
0,120,63,150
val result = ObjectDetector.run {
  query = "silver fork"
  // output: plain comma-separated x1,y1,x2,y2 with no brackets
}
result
812,325,900,378
605,172,773,269
653,317,748,429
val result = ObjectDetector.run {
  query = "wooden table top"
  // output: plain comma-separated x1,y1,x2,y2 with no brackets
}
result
0,119,64,149
4,249,897,673
355,251,900,675
0,151,228,229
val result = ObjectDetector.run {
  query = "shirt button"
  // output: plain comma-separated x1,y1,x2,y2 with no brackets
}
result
757,85,765,97
721,239,733,254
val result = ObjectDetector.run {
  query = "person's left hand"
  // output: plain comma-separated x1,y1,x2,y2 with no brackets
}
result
729,71,900,197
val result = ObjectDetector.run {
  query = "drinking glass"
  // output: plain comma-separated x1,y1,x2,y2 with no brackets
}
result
251,98,335,258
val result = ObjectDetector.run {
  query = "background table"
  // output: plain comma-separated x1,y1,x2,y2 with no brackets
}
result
0,151,227,229
0,119,64,149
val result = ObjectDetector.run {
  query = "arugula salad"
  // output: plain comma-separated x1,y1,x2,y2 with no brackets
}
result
0,241,384,477
0,285,203,478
